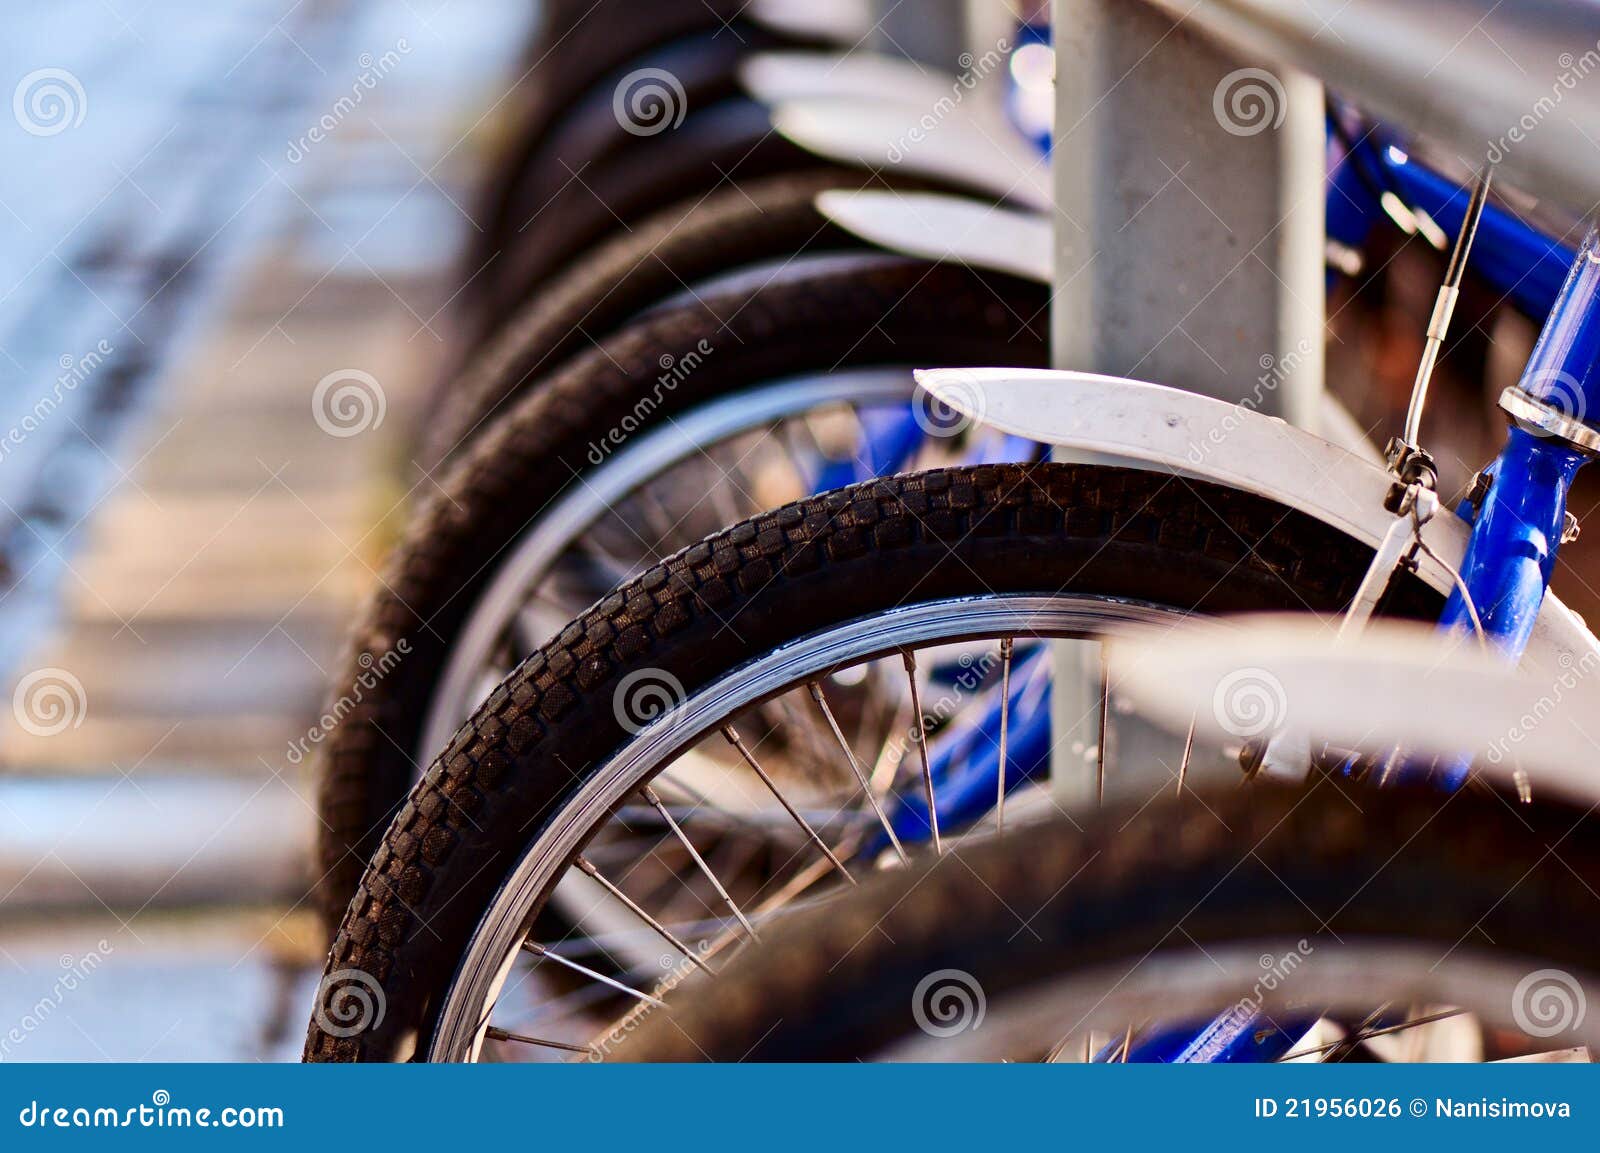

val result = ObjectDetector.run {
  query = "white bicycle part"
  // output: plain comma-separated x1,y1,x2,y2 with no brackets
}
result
816,189,1051,282
915,366,1600,701
748,0,873,43
817,193,1376,461
772,97,1053,211
1114,614,1600,806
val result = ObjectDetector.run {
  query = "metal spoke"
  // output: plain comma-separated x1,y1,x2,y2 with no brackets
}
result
1177,714,1196,795
808,681,910,864
721,725,855,883
777,417,826,491
1281,1008,1468,1061
1097,649,1111,806
641,785,760,939
1320,1004,1391,1064
484,1025,597,1056
901,651,941,854
634,487,684,554
997,637,1013,832
755,832,863,918
521,941,667,1007
868,689,914,794
575,856,716,975
570,535,639,595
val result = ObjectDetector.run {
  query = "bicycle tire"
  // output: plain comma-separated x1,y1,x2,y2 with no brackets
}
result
313,261,1050,934
466,3,818,300
478,98,814,338
504,29,795,247
306,463,1440,1061
422,167,896,469
606,780,1600,1060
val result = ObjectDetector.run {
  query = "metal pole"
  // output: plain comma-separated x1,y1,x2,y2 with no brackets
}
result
1049,0,1326,805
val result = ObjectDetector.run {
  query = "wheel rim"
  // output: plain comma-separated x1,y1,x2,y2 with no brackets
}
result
420,368,927,762
428,594,1194,1062
875,943,1600,1062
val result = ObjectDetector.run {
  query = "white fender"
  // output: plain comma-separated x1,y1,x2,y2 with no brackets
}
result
740,51,958,110
748,0,872,42
772,98,1053,211
816,190,1052,282
1114,615,1600,804
821,193,1378,462
913,367,1600,696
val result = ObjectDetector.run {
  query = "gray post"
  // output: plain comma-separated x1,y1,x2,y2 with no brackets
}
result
869,0,969,71
1048,0,1326,805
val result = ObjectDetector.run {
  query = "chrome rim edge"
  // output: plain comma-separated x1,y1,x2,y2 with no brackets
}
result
879,943,1600,1060
429,593,1183,1061
419,367,920,761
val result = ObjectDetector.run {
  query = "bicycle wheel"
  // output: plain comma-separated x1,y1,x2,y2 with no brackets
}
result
305,463,1440,1062
313,261,1049,930
479,98,815,339
465,1,800,295
499,28,798,257
422,167,889,470
608,781,1600,1062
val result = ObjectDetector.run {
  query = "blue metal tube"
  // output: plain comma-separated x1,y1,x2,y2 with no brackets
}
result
1438,428,1585,660
1380,151,1573,316
811,405,927,492
1125,1011,1302,1064
1519,229,1600,409
877,651,1050,846
1425,235,1600,788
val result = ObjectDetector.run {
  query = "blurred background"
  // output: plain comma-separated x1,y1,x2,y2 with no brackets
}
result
0,0,533,1059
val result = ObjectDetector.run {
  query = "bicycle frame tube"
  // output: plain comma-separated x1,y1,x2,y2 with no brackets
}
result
1424,230,1600,789
1329,127,1573,316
